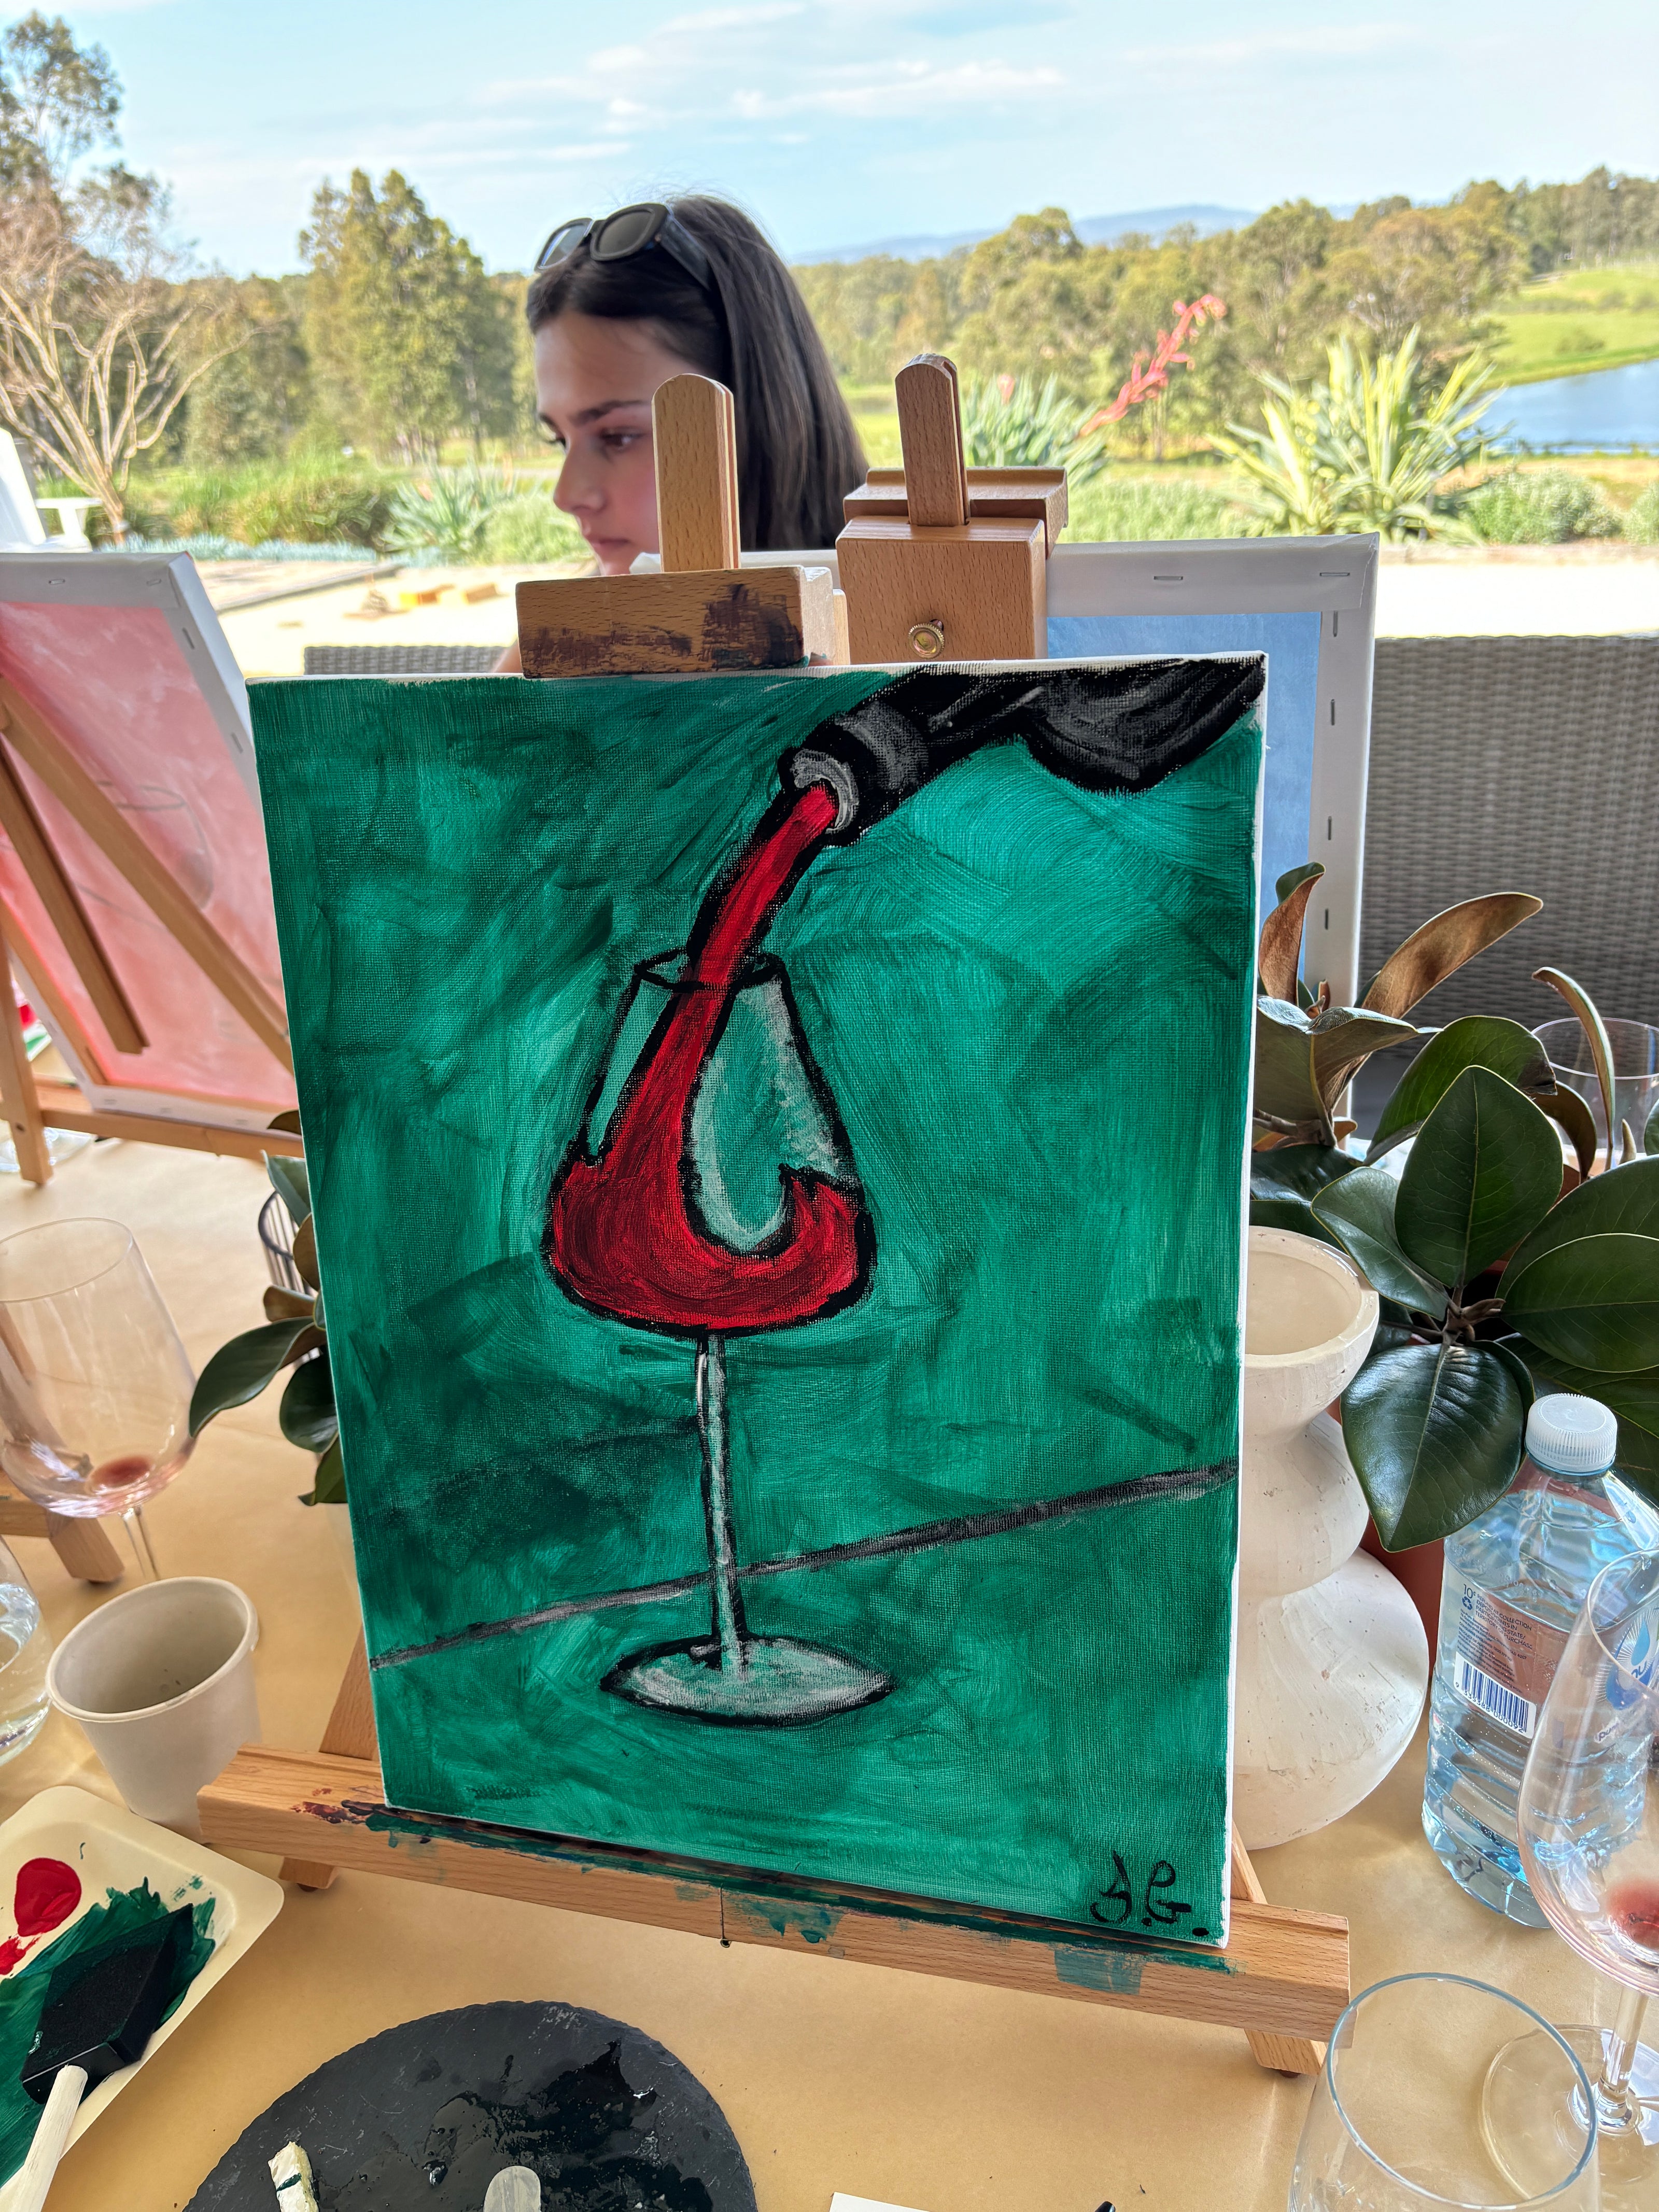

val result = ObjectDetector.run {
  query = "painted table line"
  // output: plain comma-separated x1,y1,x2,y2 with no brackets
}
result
369,1457,1238,1673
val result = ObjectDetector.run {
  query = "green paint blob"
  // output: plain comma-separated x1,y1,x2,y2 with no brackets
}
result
0,1880,216,2186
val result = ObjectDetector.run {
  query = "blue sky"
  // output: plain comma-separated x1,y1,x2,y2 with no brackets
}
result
57,0,1659,274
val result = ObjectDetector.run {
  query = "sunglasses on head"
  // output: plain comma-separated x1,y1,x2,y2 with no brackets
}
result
535,203,713,291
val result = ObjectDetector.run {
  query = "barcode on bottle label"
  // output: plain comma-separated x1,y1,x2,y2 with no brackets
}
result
1453,1653,1538,1739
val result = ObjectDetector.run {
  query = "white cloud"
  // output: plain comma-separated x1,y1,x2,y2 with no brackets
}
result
730,58,1061,120
1119,25,1422,68
661,2,806,26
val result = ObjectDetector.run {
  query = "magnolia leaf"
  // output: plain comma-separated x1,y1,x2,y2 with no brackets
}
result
303,1434,347,1508
262,1286,315,1324
1534,968,1616,1173
189,1318,317,1434
1275,862,1325,905
265,1151,310,1225
1622,1119,1639,1166
1511,1340,1659,1505
1343,1337,1529,1549
1504,1156,1659,1284
1253,998,1329,1140
1395,1068,1563,1289
1259,868,1323,1003
278,1350,338,1453
1541,1087,1598,1180
292,1212,319,1290
1249,1145,1362,1202
1501,1232,1659,1373
268,1109,302,1135
1309,1007,1419,1116
1360,894,1542,1020
1369,1017,1555,1160
1311,1163,1448,1316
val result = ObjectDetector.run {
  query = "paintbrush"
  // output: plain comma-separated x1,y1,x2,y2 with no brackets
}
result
11,1904,194,2212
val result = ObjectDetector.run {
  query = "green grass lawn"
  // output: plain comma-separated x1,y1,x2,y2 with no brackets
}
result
1490,260,1659,383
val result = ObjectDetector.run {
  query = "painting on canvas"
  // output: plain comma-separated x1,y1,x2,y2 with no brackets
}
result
250,656,1263,1941
0,553,292,1131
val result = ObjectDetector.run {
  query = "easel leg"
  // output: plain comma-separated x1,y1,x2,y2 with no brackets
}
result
0,925,51,1186
280,1630,375,1890
47,1515,125,1583
1231,1825,1327,2075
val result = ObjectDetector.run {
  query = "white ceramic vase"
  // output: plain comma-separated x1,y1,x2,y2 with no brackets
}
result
1233,1226,1430,1850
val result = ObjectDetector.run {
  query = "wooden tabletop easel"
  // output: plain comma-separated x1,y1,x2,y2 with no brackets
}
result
0,680,301,1184
200,371,1346,2076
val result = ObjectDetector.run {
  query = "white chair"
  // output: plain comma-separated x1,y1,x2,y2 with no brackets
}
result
0,434,45,548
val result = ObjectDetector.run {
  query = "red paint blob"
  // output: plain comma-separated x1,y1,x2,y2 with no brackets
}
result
15,1857,79,1937
545,782,869,1335
0,1937,25,1975
1606,1879,1659,1951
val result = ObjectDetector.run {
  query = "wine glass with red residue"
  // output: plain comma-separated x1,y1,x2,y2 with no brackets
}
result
1481,1548,1659,2209
0,1219,196,1582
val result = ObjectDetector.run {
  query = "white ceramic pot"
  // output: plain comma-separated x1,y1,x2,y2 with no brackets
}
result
1233,1227,1430,1850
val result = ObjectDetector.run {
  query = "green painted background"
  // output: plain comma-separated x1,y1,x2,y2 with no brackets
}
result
250,667,1261,1939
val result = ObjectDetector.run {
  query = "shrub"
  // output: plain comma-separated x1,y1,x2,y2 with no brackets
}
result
385,465,519,560
479,491,587,565
1462,469,1623,544
1625,484,1659,544
959,373,1088,471
1210,329,1497,540
1064,476,1247,542
125,460,392,549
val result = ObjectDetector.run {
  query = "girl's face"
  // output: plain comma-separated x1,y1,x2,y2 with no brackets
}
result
535,312,701,575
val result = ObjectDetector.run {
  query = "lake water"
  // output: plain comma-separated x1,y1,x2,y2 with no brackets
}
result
1492,356,1659,451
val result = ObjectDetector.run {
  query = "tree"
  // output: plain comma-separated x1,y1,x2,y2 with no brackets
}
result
0,165,244,532
181,275,313,467
301,170,515,462
0,11,118,188
0,17,245,534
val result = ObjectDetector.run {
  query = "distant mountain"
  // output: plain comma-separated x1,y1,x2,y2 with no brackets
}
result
792,204,1259,264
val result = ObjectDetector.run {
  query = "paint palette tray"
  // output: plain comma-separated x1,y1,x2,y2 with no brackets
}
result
0,1785,282,2207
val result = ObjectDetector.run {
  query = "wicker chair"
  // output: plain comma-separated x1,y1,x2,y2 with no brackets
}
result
302,644,504,675
1361,635,1659,1028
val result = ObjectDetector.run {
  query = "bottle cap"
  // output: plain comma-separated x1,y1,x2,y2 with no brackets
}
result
1526,1393,1618,1476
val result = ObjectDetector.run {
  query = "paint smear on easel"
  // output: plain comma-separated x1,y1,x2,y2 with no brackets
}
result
0,1858,80,1975
0,1877,215,2186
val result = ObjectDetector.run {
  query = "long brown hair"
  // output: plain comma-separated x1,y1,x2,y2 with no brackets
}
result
525,197,865,551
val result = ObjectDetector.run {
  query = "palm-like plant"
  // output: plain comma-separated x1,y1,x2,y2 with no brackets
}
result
1213,328,1498,540
959,373,1099,476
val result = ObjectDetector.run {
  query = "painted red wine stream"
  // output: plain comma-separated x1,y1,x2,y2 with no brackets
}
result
545,782,867,1334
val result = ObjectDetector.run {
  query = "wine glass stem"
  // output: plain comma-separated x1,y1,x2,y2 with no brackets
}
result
120,1506,160,1583
1594,1983,1650,2133
696,1334,745,1672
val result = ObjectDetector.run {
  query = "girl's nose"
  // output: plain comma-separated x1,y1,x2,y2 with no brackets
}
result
554,450,602,518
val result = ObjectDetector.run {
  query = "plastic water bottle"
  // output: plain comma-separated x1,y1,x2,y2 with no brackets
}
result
0,1541,50,1763
1423,1393,1659,1924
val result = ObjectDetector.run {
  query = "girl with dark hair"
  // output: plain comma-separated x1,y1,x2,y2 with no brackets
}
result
521,195,865,572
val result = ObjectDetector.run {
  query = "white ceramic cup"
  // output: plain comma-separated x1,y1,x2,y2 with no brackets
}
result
46,1577,260,1837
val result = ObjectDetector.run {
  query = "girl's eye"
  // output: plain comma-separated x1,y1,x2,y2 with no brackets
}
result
600,429,645,453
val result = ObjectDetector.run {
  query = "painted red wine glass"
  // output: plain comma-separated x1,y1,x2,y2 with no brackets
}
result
544,782,889,1725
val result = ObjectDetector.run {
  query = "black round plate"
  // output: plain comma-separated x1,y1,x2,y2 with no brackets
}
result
186,2000,756,2212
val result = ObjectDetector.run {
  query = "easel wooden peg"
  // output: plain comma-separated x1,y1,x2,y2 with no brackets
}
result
515,375,846,677
836,355,1051,664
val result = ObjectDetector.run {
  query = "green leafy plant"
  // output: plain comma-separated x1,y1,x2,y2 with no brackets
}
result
1462,468,1623,544
188,1115,342,1504
959,372,1089,471
1248,875,1659,1545
385,462,518,559
1625,484,1659,544
1062,474,1248,542
1212,328,1498,540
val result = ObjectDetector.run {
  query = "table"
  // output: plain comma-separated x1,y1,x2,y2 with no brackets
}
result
0,1139,1606,2212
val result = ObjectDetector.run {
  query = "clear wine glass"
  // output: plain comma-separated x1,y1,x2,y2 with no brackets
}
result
1485,1546,1659,2208
1289,1973,1597,2209
0,1218,196,1580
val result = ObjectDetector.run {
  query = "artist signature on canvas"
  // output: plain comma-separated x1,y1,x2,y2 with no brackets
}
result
1090,1851,1199,1935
